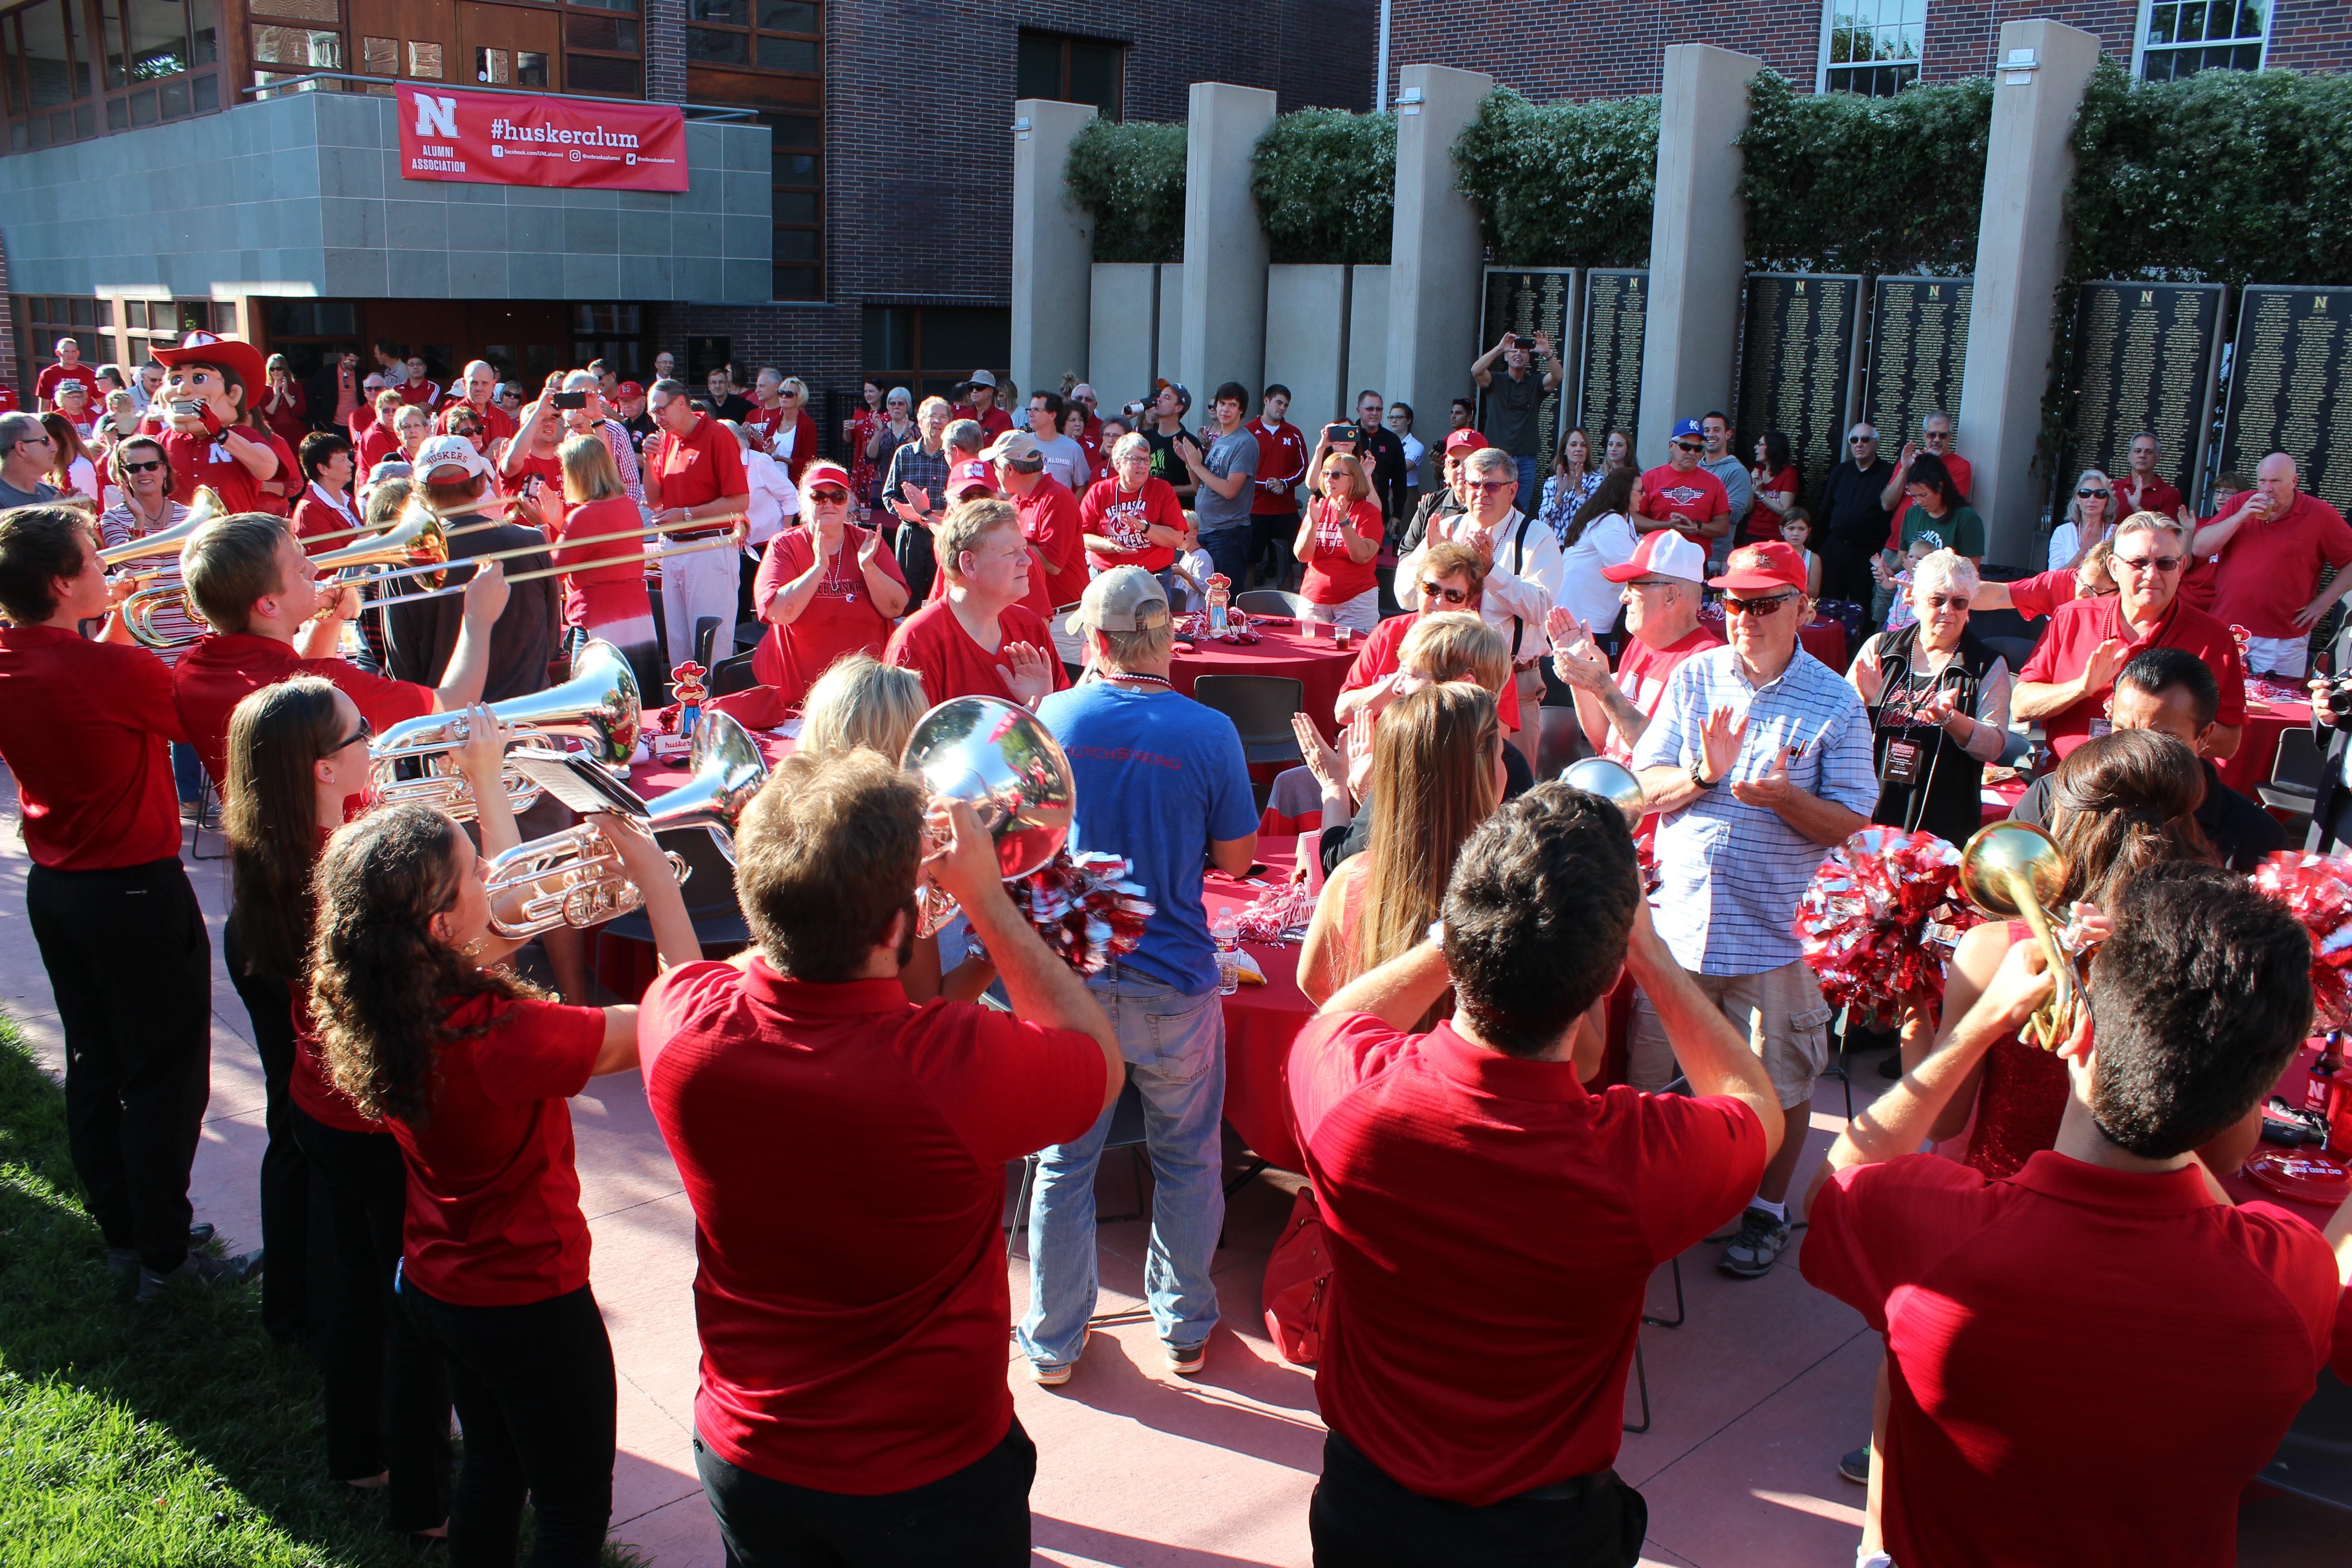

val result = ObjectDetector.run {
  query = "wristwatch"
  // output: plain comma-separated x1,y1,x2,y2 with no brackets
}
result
1689,759,1719,791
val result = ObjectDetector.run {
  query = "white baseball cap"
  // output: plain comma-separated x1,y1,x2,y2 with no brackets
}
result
1600,529,1708,585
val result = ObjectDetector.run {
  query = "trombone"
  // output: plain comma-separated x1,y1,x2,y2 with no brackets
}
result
483,710,769,939
328,513,738,610
368,637,643,820
1956,821,2079,1050
97,485,220,568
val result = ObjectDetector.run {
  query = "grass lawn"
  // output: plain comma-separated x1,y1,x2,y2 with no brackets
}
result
0,1014,645,1566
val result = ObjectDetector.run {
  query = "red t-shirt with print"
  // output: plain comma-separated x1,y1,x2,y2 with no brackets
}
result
1078,475,1185,572
1298,496,1384,604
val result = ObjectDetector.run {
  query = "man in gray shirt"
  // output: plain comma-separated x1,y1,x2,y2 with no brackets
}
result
1700,410,1755,568
1472,330,1561,503
0,413,61,510
1178,381,1259,589
1026,389,1090,492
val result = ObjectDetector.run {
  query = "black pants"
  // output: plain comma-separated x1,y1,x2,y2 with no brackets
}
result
1251,506,1298,588
1819,541,1881,613
399,1278,616,1568
293,1106,452,1533
224,918,309,1343
1309,1431,1647,1568
895,522,936,605
28,857,211,1275
694,1417,1035,1568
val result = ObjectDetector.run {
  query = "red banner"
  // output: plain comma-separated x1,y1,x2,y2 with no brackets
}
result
396,85,687,193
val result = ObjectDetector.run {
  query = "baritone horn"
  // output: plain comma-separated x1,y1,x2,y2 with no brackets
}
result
1560,757,1648,825
898,696,1077,936
483,710,769,939
367,638,642,820
1956,820,2078,1050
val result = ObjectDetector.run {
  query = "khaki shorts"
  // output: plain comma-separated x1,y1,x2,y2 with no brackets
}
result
1627,959,1832,1110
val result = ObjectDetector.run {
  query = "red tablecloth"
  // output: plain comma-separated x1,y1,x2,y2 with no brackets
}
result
1980,774,2027,828
1800,617,1848,672
2220,1042,2343,1229
2217,700,2309,798
1172,624,1360,740
1201,836,1315,1174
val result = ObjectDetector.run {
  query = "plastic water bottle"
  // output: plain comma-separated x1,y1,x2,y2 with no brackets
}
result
1212,910,1241,995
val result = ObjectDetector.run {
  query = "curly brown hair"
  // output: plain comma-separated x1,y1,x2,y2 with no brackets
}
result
309,803,542,1126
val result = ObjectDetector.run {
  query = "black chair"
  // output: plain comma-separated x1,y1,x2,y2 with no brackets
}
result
692,615,721,670
1008,1077,1153,1241
186,774,228,861
1235,588,1311,619
2256,1366,2352,1513
2261,726,2327,829
735,622,764,653
709,647,760,698
1191,675,1306,766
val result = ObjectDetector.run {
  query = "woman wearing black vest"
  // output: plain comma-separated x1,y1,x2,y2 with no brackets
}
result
1847,548,2014,849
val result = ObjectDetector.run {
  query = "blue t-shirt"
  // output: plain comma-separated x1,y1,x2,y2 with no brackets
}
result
1037,682,1257,993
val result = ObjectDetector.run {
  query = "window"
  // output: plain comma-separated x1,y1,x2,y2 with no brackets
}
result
763,110,821,299
684,0,817,76
564,2,639,96
1,0,223,151
11,293,110,392
864,306,1010,407
1821,0,1922,97
571,303,648,381
1017,29,1121,119
2,0,96,152
2136,0,2267,80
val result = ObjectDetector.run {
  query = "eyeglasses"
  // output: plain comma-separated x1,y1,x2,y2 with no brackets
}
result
320,713,372,758
1674,440,1704,452
1848,436,1877,445
1624,577,1679,591
2078,488,2110,500
1922,593,1972,611
808,486,852,505
1418,581,1472,604
1460,479,1512,492
119,459,163,474
2113,555,2183,573
1722,592,1801,617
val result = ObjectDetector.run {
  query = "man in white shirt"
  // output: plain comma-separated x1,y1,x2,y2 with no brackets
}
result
557,370,642,502
1394,444,1560,730
1026,390,1089,492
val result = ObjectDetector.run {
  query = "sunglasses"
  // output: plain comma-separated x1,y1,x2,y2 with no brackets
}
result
2078,488,2109,500
1722,592,1801,617
1922,593,1971,611
119,458,163,474
1460,479,1512,492
2114,555,2182,573
1848,435,1877,445
808,486,852,505
1418,581,1472,604
320,713,372,758
1674,440,1704,452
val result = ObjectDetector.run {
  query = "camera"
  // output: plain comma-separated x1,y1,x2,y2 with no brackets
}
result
171,400,204,419
1512,334,1534,350
550,390,588,410
1323,422,1355,445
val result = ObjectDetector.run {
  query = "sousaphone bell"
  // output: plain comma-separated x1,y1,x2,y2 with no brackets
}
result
898,696,1078,936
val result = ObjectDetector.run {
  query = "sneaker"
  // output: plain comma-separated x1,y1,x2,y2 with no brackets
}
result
178,798,203,823
137,1248,264,1303
1717,1207,1791,1278
1839,1444,1872,1484
1028,1359,1073,1387
1164,1339,1207,1376
106,1225,221,1281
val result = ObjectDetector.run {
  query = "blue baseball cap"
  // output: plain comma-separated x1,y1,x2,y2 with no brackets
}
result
1672,417,1705,441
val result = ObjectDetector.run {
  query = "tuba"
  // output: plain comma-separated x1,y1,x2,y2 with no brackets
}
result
368,638,642,820
1957,821,2078,1050
483,711,769,939
899,696,1077,936
1560,756,1648,825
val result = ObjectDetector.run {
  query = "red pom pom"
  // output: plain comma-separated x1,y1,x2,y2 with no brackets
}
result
974,850,1156,975
1792,828,1979,1013
2252,852,2352,1029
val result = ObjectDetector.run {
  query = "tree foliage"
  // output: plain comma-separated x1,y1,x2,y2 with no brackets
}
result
1064,119,1187,265
1251,108,1396,265
1451,89,1660,267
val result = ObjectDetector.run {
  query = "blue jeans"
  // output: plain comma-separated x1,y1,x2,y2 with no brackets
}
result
1514,454,1540,509
1017,966,1226,1365
1199,526,1254,593
170,741,203,805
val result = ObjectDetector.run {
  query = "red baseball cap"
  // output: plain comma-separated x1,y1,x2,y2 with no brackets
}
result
949,459,996,497
617,380,643,397
1441,429,1487,457
1709,540,1810,594
799,461,851,493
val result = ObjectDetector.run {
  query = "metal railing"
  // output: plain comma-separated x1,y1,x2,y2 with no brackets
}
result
239,72,759,122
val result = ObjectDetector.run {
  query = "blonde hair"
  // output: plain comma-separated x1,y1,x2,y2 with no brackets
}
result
1354,685,1502,1026
393,404,431,435
373,389,404,416
1318,450,1371,502
1398,611,1509,695
936,497,1018,581
2065,469,2112,533
799,653,929,762
1911,547,1980,606
559,432,624,505
1112,431,1152,463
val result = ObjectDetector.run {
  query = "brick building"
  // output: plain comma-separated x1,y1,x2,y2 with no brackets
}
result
1385,0,2352,104
0,0,1371,456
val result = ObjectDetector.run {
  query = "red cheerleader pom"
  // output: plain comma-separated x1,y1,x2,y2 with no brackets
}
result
1792,827,1978,1013
975,849,1156,975
2252,851,2352,1029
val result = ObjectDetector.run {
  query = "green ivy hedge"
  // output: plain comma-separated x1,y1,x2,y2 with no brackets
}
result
1064,120,1187,265
1738,69,1992,276
1451,89,1660,267
1252,108,1396,266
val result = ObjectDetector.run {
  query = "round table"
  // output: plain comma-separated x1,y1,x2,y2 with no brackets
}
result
1171,623,1361,740
1200,835,1316,1174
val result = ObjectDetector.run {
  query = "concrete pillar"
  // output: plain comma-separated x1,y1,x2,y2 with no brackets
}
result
1088,262,1160,409
1637,44,1764,471
1347,265,1391,424
1177,82,1277,403
1958,20,2102,569
1010,98,1098,406
1158,264,1186,391
1264,264,1350,427
1385,65,1491,431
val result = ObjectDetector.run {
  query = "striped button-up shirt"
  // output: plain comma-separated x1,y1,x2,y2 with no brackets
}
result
1630,642,1877,976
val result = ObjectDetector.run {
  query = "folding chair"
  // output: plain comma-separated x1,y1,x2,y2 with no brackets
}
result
1234,588,1313,619
2260,727,2326,836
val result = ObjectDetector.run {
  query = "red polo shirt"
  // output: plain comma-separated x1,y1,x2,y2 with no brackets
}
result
1010,475,1087,624
498,448,564,500
396,377,441,408
2002,565,2082,622
172,632,433,793
1078,475,1185,572
647,412,750,515
1602,623,1724,765
641,960,1106,1494
1884,451,1973,549
749,523,907,707
1339,611,1523,731
1636,463,1730,539
290,484,361,548
441,396,518,447
2205,489,2352,640
2016,592,2245,756
162,428,285,515
1289,1012,1764,1504
1804,1150,2337,1568
386,993,606,1306
355,420,402,474
0,626,187,870
967,405,1014,438
2118,473,2184,521
884,600,1070,709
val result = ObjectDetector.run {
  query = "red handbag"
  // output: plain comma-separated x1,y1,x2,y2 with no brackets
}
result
1262,1186,1333,1366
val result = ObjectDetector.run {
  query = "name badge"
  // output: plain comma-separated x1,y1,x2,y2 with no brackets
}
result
1883,737,1923,785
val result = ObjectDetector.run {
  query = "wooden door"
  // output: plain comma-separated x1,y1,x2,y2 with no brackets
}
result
458,3,560,91
348,0,457,92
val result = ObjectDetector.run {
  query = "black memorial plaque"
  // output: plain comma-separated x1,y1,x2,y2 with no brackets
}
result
1480,269,1574,457
2223,285,2352,516
2064,282,2221,505
1866,276,1972,452
1736,273,1861,510
1578,269,1646,453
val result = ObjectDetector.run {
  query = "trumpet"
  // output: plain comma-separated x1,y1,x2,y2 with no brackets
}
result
1956,821,2079,1050
1560,756,1648,825
484,710,769,939
97,485,220,568
368,638,643,820
899,696,1077,936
